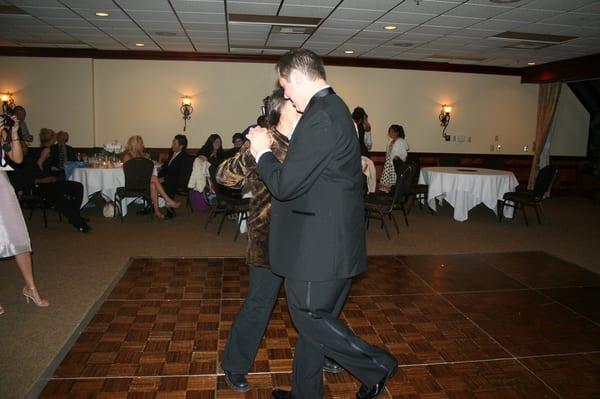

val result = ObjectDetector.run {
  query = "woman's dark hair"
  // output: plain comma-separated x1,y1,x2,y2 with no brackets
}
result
389,124,405,139
352,107,367,123
197,133,225,159
262,87,288,129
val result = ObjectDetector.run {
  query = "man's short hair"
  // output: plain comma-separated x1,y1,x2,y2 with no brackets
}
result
174,134,188,150
232,133,245,143
277,48,326,82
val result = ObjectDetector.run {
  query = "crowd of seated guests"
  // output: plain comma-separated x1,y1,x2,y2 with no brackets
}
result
8,128,91,233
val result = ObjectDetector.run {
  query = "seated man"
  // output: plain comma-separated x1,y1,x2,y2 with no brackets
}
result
158,134,191,218
8,143,91,233
223,132,246,159
50,130,77,171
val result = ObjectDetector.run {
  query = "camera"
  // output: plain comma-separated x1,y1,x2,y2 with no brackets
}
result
1,102,32,151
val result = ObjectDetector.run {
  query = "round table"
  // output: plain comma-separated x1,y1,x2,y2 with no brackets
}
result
418,166,519,222
70,166,161,216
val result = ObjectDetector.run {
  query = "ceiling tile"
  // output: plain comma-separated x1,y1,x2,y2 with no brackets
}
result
127,11,178,22
226,2,278,15
60,0,115,8
182,23,225,32
494,8,562,23
380,11,436,25
521,0,598,12
41,18,94,27
575,2,600,14
445,4,511,19
425,15,482,28
340,0,401,11
136,21,182,30
178,12,225,23
539,12,599,27
330,8,386,21
469,19,522,31
411,25,460,35
283,0,338,5
320,18,371,30
20,6,78,19
391,0,459,14
115,0,172,12
363,21,416,33
279,5,334,18
171,0,224,12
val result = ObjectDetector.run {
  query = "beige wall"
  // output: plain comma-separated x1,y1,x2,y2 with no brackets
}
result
0,56,589,156
0,56,94,147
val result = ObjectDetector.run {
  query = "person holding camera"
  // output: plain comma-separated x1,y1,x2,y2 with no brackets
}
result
0,116,49,315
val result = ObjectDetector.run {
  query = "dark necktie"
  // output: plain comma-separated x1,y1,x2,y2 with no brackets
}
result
58,145,66,168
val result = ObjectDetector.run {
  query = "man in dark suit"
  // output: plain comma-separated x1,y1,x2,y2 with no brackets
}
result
158,134,191,218
49,130,77,170
248,49,397,399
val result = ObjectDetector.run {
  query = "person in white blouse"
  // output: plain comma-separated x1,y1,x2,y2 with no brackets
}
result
379,124,409,192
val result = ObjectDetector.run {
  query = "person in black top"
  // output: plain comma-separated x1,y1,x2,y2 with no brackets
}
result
9,142,90,233
352,106,372,157
196,134,225,167
223,132,246,159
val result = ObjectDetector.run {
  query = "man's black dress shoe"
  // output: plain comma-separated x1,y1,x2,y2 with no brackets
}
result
323,357,342,374
74,222,91,233
356,366,397,399
271,389,292,399
223,370,251,392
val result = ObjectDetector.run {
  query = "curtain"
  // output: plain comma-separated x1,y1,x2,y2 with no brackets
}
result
528,82,562,189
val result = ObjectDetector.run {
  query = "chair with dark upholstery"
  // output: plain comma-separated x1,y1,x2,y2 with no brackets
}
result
406,160,434,214
497,165,558,226
365,160,415,239
114,157,154,221
17,187,62,227
205,166,250,241
174,154,195,212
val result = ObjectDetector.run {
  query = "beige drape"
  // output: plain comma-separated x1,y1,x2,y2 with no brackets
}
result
528,82,561,188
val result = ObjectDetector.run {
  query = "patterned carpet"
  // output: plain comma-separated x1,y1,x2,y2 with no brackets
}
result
36,253,600,398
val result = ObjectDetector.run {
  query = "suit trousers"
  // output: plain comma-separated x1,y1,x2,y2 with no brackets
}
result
221,266,283,374
285,278,397,399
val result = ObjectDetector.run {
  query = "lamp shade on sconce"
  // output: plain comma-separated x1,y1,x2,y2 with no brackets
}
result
442,105,452,114
181,97,192,106
0,93,12,103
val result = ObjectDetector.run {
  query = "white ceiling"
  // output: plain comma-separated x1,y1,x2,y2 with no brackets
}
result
0,0,599,67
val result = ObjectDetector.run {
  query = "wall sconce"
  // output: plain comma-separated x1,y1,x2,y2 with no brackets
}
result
180,96,193,131
1,92,14,114
439,104,451,141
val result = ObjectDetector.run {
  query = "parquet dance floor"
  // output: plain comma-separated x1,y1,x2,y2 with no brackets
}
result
37,252,600,398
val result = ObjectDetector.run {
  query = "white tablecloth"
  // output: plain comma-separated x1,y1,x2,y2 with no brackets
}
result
70,167,162,216
418,166,519,222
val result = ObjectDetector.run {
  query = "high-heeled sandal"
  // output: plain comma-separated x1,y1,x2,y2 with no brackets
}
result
22,286,49,307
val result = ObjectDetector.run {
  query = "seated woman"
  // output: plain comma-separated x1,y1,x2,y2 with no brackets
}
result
379,124,409,192
197,134,225,168
122,135,180,219
36,128,58,177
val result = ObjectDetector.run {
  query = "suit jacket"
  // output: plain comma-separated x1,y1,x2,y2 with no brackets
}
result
159,151,193,196
49,144,76,168
256,87,367,282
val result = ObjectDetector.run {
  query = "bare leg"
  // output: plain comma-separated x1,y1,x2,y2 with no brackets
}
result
150,176,181,209
16,252,49,307
150,181,163,218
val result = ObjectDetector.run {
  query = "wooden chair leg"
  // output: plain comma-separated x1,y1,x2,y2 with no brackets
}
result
534,204,542,224
401,205,409,227
521,205,529,226
42,206,48,228
497,200,504,222
217,209,228,235
390,212,400,233
380,212,391,240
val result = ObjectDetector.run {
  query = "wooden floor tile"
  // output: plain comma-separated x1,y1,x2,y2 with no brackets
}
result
386,360,559,398
480,251,600,288
401,254,526,293
521,353,600,398
38,254,600,398
445,290,600,356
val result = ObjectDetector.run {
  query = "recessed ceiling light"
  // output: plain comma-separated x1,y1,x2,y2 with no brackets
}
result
344,50,354,54
135,43,145,47
527,61,536,65
95,12,109,17
384,25,398,31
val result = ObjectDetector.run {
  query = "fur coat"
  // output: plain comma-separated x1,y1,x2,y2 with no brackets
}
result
216,130,289,267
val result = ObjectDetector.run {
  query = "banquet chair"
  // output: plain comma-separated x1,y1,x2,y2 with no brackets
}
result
174,154,195,212
205,167,250,241
114,157,154,222
17,187,62,227
406,161,434,215
365,161,414,239
497,165,558,226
